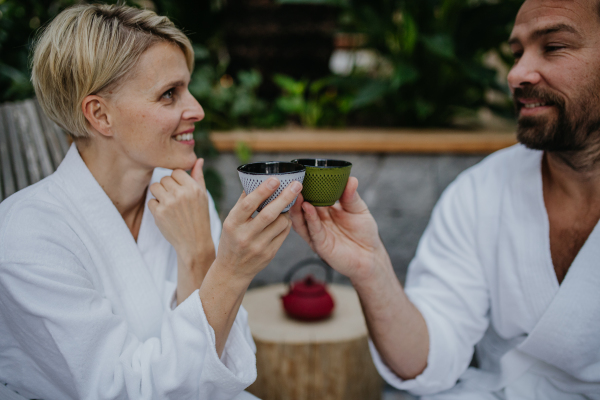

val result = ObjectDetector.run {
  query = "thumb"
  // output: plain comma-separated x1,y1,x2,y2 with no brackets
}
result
191,158,206,186
338,177,368,213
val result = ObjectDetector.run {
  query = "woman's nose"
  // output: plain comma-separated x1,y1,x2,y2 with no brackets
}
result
182,91,205,122
507,52,542,90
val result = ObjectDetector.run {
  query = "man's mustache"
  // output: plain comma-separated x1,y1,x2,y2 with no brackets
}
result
513,87,565,110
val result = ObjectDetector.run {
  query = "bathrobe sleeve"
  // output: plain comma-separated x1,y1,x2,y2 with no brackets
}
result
369,171,491,395
0,199,256,400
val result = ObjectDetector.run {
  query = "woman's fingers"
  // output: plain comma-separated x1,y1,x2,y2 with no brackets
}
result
160,175,180,193
190,158,206,187
260,213,292,244
149,182,168,201
254,181,302,229
229,178,281,224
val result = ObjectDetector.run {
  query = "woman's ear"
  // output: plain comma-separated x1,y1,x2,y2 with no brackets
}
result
81,95,113,138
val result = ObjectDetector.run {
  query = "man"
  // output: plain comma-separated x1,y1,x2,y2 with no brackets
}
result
290,0,600,398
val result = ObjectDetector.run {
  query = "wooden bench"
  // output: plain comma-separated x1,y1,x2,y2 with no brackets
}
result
0,99,69,202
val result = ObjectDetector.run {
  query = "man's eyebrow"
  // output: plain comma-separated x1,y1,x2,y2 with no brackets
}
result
508,23,582,46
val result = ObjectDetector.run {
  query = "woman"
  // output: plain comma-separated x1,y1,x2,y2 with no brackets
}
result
0,4,300,399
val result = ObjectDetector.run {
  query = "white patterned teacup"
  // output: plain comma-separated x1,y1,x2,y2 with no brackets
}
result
237,162,306,213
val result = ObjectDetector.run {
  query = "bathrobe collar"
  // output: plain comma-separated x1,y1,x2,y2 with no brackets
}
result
54,144,165,340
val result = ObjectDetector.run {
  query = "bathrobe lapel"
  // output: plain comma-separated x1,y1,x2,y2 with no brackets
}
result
517,220,600,382
55,145,164,340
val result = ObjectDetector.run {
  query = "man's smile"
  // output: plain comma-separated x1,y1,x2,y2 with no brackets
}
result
517,98,555,116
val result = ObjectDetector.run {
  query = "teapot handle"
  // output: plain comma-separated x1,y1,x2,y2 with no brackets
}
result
283,258,333,286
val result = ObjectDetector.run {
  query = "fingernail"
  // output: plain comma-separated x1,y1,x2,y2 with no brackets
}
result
267,178,279,190
291,181,302,193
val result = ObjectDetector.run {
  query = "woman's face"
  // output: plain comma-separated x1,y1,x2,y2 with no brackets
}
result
103,41,203,171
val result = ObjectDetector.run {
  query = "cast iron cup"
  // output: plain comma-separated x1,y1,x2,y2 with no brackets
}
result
238,162,305,213
290,159,352,207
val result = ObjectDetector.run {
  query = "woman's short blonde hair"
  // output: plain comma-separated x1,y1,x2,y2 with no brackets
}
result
32,4,194,138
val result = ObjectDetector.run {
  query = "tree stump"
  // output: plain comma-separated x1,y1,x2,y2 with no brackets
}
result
242,284,382,400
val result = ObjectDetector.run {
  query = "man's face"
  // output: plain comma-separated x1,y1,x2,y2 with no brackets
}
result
507,0,600,152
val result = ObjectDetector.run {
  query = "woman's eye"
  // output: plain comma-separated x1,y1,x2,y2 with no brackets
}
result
512,51,523,60
162,88,174,100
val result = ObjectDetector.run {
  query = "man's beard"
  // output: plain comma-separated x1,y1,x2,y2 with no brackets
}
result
514,86,600,155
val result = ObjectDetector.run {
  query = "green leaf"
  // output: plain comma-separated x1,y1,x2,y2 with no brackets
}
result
235,141,253,165
350,79,390,109
421,34,455,59
276,96,305,115
391,63,419,89
237,69,262,89
273,74,306,95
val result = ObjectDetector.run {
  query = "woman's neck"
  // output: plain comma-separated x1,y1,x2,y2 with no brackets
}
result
76,140,153,240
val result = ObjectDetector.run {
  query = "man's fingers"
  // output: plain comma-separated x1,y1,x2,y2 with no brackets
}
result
301,201,328,246
338,177,368,214
290,194,311,242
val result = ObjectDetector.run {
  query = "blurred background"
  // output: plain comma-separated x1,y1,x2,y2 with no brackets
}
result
0,1,524,397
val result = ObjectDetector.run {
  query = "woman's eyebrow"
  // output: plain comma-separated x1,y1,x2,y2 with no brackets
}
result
159,80,186,91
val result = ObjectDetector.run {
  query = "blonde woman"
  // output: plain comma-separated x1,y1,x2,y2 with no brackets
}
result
0,4,300,399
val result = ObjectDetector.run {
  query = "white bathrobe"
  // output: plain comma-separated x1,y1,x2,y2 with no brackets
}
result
370,144,600,399
0,144,258,400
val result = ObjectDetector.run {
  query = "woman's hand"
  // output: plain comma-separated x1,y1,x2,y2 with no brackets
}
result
213,177,301,283
289,177,388,282
148,158,215,303
201,177,302,355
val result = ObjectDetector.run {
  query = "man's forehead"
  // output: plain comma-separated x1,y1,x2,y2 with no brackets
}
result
512,0,598,38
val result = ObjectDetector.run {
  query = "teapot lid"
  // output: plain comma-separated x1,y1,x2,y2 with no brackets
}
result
290,275,327,297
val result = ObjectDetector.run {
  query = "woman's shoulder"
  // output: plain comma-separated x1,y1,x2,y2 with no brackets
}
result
0,175,82,260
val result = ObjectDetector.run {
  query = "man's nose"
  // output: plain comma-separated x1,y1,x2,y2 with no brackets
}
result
507,52,542,90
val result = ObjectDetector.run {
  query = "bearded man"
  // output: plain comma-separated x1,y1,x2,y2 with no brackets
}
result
289,0,600,398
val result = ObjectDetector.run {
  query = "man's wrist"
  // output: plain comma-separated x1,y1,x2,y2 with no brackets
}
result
350,243,394,291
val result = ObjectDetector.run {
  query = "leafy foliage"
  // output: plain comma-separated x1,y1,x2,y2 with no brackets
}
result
330,0,523,126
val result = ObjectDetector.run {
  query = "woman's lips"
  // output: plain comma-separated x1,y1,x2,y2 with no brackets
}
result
172,132,195,145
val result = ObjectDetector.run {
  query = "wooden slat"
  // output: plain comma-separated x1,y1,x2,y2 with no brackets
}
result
14,102,42,184
0,106,14,200
34,100,66,168
210,128,518,154
23,99,54,178
2,104,28,191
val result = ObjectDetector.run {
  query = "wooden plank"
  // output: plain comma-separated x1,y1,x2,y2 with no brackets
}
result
210,128,518,154
13,102,42,184
23,99,54,178
35,100,68,167
2,104,28,191
0,105,15,200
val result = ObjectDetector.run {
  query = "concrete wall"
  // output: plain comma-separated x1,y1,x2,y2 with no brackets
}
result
210,152,485,288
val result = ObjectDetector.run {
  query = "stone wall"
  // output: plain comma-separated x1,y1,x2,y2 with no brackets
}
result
211,152,486,288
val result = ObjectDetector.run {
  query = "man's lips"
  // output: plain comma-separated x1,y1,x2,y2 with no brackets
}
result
516,98,554,116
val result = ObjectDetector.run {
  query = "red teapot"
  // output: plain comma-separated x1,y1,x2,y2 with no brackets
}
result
281,258,335,321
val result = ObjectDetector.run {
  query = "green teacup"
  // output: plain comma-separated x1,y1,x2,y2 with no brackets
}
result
291,159,352,207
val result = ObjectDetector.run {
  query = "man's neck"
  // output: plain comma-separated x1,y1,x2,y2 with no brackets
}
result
544,150,600,202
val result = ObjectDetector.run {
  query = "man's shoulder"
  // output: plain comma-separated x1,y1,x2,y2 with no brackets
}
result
454,144,542,191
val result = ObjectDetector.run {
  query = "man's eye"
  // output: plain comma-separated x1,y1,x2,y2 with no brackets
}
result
162,89,174,100
546,45,565,53
512,51,523,60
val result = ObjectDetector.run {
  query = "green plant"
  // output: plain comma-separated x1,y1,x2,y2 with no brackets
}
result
330,0,523,127
273,74,352,127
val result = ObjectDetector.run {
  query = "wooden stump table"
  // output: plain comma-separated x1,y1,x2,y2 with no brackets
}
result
242,284,382,400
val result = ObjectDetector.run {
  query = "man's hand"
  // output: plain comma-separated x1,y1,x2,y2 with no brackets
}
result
290,177,386,282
